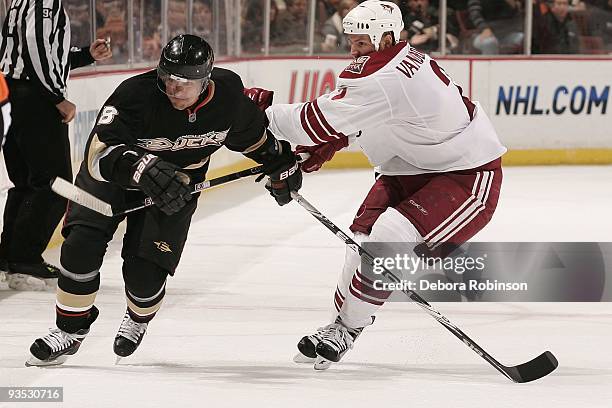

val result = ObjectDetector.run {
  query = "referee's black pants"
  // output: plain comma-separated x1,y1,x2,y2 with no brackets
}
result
0,79,72,264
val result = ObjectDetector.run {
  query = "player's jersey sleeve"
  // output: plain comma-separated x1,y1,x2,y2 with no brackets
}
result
85,79,144,183
266,78,392,146
225,92,268,154
217,70,267,154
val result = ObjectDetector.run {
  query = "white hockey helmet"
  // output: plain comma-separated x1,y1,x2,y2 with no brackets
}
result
342,1,404,51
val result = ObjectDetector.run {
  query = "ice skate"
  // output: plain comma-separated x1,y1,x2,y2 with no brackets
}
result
296,326,328,362
113,311,148,359
314,321,364,364
7,262,59,291
26,306,99,367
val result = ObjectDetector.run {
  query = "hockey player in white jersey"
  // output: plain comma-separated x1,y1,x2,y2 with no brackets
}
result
263,0,507,369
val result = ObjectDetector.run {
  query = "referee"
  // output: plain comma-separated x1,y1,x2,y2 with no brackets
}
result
0,0,112,290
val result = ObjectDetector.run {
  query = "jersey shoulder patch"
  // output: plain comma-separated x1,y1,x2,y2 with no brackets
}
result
340,41,409,79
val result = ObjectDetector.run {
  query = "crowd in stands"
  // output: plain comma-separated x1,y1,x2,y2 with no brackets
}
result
241,0,611,54
54,0,612,65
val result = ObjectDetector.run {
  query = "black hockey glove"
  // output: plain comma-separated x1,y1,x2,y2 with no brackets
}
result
130,153,192,215
262,140,302,206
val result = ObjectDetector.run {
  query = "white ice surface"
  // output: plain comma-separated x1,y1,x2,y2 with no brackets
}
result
1,166,611,408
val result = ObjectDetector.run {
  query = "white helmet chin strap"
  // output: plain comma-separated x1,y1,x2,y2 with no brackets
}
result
342,0,404,51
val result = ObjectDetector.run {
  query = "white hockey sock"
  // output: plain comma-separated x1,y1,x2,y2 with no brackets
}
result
337,208,424,329
331,232,367,320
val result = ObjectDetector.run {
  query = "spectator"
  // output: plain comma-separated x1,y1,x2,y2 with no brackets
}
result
589,0,612,52
242,0,280,53
533,0,580,53
143,30,163,61
96,0,129,63
320,0,341,20
320,0,358,52
468,0,524,54
65,2,92,48
168,0,188,39
274,0,310,50
570,0,587,11
400,0,460,52
193,0,213,41
317,0,341,30
140,3,162,62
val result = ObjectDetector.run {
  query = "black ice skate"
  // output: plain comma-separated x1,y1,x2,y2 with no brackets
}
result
313,321,364,370
295,316,344,363
7,262,60,291
26,306,99,367
296,328,326,361
113,311,148,359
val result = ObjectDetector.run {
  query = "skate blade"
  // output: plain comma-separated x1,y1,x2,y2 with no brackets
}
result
8,274,56,291
25,355,68,367
313,356,332,371
293,353,316,364
115,356,122,365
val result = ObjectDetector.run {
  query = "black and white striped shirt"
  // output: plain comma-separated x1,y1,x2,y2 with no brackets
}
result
0,0,93,104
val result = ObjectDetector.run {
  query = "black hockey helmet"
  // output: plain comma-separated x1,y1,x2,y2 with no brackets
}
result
157,34,214,99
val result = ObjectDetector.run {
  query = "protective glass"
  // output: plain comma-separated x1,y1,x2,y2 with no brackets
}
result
157,67,209,100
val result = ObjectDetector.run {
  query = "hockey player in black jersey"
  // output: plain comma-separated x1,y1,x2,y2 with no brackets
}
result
26,34,301,366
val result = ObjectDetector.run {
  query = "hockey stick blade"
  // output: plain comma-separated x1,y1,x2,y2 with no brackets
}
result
290,191,558,383
51,177,114,216
502,351,558,383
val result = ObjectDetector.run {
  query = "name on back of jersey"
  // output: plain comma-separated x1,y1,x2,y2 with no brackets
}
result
395,48,426,79
136,129,230,151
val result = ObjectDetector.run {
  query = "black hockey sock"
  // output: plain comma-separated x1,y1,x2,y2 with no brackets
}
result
56,305,99,334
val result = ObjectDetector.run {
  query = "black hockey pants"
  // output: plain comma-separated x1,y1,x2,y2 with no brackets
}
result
0,79,72,263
